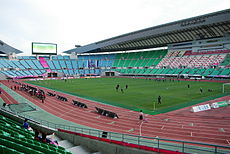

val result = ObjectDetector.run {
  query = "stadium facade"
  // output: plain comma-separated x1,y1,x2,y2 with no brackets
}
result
0,9,229,79
0,9,230,154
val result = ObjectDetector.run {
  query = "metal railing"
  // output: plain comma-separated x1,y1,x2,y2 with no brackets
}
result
1,107,230,154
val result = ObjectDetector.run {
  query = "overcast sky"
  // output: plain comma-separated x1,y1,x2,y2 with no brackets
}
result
0,0,229,55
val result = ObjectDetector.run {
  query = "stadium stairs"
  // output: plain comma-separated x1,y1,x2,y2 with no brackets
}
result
48,134,97,154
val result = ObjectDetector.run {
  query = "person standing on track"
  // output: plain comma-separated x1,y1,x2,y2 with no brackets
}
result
139,110,144,120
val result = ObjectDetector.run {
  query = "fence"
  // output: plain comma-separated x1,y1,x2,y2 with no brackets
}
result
1,107,230,154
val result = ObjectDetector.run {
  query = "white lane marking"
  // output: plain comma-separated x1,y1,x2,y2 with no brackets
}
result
128,128,134,132
139,121,144,136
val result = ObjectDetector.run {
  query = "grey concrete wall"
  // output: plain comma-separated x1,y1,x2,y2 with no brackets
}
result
56,131,156,154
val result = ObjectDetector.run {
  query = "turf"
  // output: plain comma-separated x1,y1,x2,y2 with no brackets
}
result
26,77,226,113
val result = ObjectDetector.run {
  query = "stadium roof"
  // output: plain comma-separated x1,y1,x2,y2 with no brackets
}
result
0,40,23,54
64,9,230,54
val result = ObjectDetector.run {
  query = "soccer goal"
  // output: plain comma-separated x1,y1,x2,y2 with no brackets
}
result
223,83,230,93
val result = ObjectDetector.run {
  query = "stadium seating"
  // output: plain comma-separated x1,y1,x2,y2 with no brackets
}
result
156,51,226,69
113,49,167,68
220,54,230,67
0,48,229,78
0,115,70,154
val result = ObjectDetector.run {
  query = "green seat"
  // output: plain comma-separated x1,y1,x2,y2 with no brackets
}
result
1,145,23,154
20,137,27,142
58,146,66,150
0,130,11,136
0,115,6,120
0,137,44,154
49,146,57,151
49,144,56,148
40,143,49,149
44,149,58,154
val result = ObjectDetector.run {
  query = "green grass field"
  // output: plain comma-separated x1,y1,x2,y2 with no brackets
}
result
26,77,227,114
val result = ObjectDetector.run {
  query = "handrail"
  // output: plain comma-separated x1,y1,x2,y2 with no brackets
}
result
1,107,230,154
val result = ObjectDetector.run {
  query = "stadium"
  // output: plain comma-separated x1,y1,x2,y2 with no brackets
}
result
0,7,230,154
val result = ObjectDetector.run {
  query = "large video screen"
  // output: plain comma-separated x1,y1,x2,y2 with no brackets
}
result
32,42,57,55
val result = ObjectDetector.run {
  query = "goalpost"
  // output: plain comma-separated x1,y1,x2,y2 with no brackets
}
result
223,83,230,93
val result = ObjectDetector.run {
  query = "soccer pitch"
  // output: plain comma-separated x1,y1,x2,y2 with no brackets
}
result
27,77,226,114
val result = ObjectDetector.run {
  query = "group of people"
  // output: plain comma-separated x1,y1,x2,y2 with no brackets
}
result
115,84,128,93
20,84,46,102
22,119,58,146
10,80,46,103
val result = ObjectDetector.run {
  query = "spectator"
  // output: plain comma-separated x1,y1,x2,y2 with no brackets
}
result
22,119,29,129
22,119,33,131
46,133,59,146
35,132,59,146
34,130,41,141
41,133,47,143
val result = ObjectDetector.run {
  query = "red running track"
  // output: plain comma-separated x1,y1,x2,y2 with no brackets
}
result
0,87,18,105
1,80,230,146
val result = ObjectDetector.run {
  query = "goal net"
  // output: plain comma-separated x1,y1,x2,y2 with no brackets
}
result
223,83,230,93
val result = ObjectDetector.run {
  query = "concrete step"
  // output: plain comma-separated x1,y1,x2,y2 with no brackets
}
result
67,145,91,154
58,140,75,149
47,134,100,154
92,152,102,154
47,134,62,142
